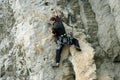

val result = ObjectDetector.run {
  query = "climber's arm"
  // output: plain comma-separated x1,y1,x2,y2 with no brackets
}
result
54,10,58,16
53,9,62,22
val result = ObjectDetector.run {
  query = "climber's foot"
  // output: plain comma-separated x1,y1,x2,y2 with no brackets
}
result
76,47,82,51
52,63,59,68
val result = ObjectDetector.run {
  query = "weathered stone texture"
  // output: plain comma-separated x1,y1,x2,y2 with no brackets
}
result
2,0,120,80
89,0,120,80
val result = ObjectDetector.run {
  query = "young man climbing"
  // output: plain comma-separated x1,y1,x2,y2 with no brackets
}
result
49,10,82,68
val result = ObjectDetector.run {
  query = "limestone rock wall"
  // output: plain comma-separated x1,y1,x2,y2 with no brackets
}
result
0,0,96,80
89,0,120,80
1,0,120,80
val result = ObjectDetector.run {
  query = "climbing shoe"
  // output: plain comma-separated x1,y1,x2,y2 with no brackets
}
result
52,63,59,68
76,47,82,51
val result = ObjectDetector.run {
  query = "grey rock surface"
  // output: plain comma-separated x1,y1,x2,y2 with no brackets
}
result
1,0,120,80
89,0,120,80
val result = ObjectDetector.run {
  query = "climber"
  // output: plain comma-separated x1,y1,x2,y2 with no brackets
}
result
49,10,82,68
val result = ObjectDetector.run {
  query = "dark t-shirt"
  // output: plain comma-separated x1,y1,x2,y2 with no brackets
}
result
52,16,66,38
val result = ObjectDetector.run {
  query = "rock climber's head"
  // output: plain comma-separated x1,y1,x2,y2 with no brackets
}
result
49,17,56,25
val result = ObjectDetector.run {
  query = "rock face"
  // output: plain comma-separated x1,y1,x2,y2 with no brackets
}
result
89,0,120,80
0,0,120,80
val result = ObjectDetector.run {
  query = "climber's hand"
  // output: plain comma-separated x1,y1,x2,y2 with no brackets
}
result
52,9,58,17
49,27,56,36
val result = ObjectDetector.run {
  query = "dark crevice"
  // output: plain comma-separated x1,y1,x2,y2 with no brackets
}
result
113,54,120,63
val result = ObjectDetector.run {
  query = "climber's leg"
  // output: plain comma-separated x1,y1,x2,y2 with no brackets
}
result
52,40,64,68
56,44,63,63
72,38,82,51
